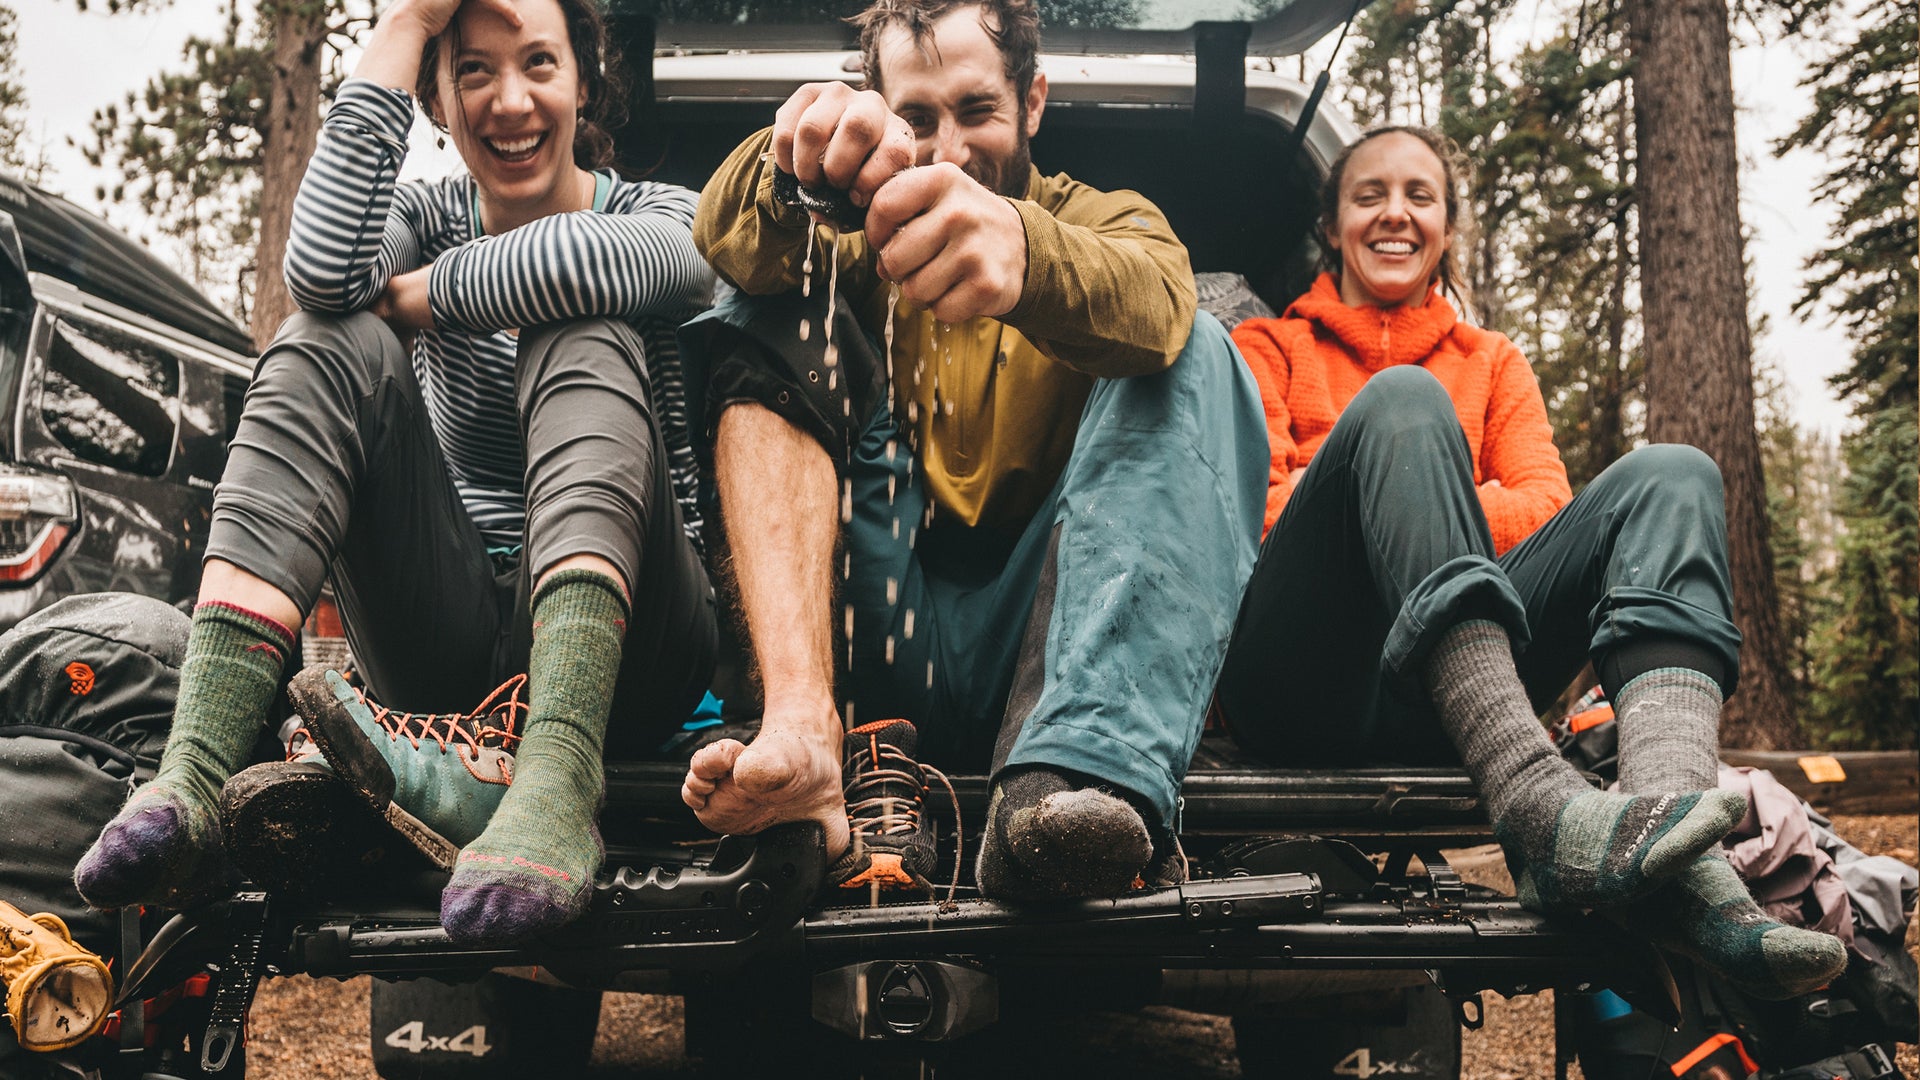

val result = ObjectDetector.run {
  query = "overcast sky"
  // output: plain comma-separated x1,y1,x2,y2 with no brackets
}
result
12,0,1858,434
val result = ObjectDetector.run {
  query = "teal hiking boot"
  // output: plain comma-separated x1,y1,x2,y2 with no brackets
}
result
222,671,526,896
286,667,523,869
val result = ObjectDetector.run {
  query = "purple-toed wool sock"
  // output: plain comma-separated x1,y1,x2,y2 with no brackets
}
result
75,601,291,909
438,571,623,943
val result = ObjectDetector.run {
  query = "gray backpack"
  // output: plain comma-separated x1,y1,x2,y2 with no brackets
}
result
0,593,188,958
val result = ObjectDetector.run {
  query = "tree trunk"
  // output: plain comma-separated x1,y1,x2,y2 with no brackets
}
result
1595,91,1630,472
1626,0,1800,748
249,0,327,352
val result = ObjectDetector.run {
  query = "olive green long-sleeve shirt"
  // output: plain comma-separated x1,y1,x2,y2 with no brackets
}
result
696,129,1196,532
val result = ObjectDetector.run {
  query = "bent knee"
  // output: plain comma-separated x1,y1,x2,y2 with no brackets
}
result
1608,444,1724,502
1342,366,1459,439
261,309,411,385
516,316,644,367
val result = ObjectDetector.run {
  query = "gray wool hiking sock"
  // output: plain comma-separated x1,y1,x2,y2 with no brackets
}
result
441,569,624,943
1423,621,1746,910
1617,852,1849,1000
75,601,294,908
1614,667,1723,794
1607,668,1844,998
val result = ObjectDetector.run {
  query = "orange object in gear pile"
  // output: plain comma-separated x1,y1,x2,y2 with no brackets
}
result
0,900,114,1052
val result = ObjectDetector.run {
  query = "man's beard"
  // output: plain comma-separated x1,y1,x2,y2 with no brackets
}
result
964,128,1032,198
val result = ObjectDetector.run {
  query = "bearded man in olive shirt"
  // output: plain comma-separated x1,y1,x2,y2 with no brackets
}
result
681,0,1268,900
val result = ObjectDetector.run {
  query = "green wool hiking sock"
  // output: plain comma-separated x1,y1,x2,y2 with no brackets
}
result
74,601,294,908
441,569,625,943
1615,667,1724,794
1607,666,1844,998
1423,621,1745,911
1617,853,1849,1000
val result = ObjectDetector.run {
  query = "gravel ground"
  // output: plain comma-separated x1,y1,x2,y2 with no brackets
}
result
246,814,1918,1079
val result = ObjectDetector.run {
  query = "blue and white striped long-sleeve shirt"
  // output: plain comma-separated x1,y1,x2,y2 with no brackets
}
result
284,78,709,552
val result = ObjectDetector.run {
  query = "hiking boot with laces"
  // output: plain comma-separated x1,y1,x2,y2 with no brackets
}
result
222,667,524,894
825,719,958,896
288,667,523,868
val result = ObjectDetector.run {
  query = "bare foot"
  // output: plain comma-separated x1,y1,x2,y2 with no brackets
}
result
682,726,850,860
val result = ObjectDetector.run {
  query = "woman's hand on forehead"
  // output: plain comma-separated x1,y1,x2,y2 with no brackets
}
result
392,0,524,39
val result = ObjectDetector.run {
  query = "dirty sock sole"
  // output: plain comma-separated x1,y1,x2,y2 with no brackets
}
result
1622,855,1849,1000
74,785,225,910
1509,786,1747,910
977,780,1152,902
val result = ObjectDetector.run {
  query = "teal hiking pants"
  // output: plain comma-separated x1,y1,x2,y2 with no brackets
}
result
685,296,1267,827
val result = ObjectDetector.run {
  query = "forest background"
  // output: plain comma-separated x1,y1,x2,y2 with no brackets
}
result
0,0,1912,752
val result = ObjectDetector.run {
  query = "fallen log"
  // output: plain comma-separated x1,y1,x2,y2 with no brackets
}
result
1718,749,1919,815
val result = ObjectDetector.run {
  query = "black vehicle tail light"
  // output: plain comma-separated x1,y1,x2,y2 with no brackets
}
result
0,468,77,584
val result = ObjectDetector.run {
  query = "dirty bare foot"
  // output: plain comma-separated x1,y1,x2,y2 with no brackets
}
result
682,718,850,860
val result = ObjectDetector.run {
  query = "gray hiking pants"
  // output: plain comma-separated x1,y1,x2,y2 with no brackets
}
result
208,311,715,753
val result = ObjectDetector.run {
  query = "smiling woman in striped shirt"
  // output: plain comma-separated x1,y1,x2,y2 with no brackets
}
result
76,0,716,945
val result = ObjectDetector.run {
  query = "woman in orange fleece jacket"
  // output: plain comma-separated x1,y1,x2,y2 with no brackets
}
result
1211,126,1843,1000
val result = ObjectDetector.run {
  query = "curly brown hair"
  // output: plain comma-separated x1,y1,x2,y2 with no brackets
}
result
851,0,1040,108
1319,125,1473,310
415,0,628,171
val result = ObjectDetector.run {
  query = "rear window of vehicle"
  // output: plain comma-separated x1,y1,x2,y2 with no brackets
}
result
40,318,180,477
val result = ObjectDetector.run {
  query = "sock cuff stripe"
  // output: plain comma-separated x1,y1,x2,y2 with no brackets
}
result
532,568,632,621
194,601,297,649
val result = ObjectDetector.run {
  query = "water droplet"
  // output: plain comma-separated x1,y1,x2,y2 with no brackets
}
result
885,635,895,664
904,609,915,639
801,227,815,298
926,660,935,689
841,478,853,524
886,577,898,605
798,318,811,341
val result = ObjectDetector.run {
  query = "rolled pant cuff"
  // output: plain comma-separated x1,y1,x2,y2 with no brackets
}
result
1383,553,1531,691
998,720,1183,829
1591,585,1744,697
205,501,333,615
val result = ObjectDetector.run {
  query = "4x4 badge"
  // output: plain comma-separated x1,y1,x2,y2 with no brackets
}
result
64,662,94,696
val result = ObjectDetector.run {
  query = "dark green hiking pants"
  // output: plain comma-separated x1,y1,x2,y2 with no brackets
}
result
1212,366,1742,765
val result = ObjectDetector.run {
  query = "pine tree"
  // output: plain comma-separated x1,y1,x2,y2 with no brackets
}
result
1497,14,1640,489
0,3,49,182
75,0,350,346
1626,0,1799,747
1778,0,1919,749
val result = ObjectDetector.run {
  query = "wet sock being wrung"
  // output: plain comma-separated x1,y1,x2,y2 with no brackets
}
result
1615,853,1849,1000
1422,621,1745,911
976,766,1160,902
441,570,624,943
75,601,293,909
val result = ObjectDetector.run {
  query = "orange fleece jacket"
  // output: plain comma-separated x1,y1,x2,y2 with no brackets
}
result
1231,274,1571,554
